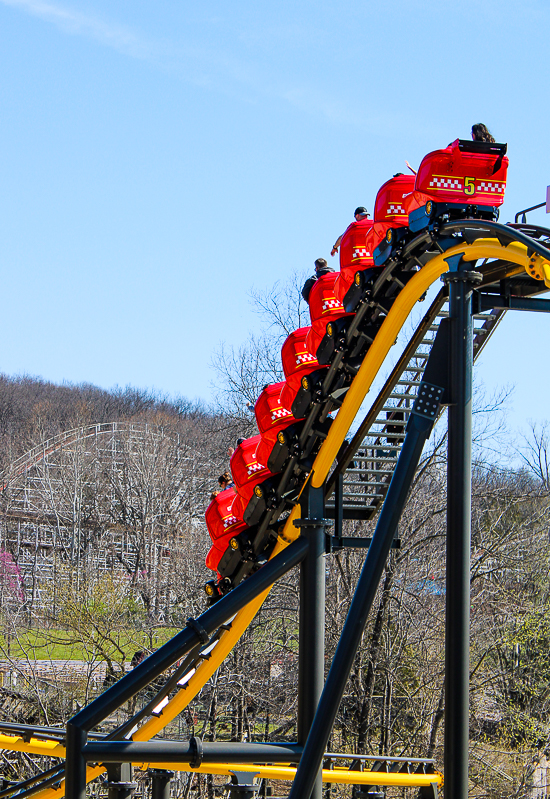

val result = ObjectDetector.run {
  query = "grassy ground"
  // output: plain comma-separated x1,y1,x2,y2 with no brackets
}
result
0,627,180,661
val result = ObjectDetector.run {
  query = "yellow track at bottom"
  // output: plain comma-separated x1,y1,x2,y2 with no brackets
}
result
127,762,443,788
0,239,534,794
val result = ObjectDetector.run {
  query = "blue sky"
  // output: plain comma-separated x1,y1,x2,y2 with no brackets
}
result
0,0,549,442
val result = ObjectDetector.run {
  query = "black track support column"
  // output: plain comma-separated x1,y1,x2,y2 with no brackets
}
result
442,266,482,799
225,771,261,799
65,724,88,799
105,764,136,799
296,485,328,799
149,770,174,799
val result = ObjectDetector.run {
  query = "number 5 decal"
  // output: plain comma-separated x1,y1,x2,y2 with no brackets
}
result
464,177,475,196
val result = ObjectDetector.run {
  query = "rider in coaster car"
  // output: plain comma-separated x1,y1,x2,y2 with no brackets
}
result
330,207,371,257
218,471,234,490
406,123,497,175
302,258,334,303
471,123,495,143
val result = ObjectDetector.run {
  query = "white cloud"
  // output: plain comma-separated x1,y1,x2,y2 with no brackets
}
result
0,0,154,59
0,0,379,129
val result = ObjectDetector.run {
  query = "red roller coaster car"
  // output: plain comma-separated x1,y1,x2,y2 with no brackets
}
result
334,216,375,304
230,435,274,519
255,381,302,473
305,272,354,364
205,487,248,573
280,328,327,420
409,138,508,231
343,174,419,310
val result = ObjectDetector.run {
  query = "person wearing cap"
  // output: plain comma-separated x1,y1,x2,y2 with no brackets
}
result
301,258,335,303
331,207,370,257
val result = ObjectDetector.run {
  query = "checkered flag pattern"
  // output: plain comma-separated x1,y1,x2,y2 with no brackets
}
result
295,352,316,365
353,247,371,259
322,298,342,312
387,204,406,214
478,181,505,194
271,407,292,421
223,515,238,528
429,176,463,191
247,462,264,475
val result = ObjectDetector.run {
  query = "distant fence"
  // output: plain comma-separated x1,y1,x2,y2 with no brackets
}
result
0,659,120,688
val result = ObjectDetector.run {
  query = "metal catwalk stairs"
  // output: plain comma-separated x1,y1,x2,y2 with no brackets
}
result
326,288,505,519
